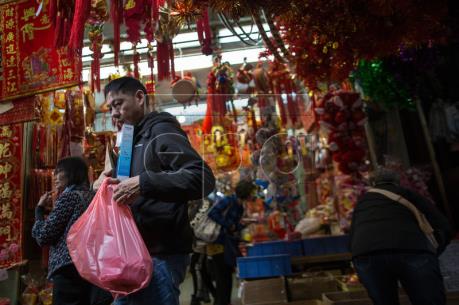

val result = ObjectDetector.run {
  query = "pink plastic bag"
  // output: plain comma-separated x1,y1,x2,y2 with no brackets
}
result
67,178,152,297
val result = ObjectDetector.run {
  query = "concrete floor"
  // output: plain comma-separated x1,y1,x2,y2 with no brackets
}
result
179,271,241,305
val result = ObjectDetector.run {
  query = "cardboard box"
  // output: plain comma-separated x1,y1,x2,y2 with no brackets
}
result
335,276,365,292
288,273,338,301
241,277,288,305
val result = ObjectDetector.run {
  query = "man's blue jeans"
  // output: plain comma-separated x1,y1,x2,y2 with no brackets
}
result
115,255,190,305
353,251,445,305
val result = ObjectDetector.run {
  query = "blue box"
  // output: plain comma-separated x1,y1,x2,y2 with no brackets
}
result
248,240,304,257
237,254,292,279
116,124,134,181
302,235,350,256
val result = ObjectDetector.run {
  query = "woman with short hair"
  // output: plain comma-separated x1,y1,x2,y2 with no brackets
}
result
32,156,111,305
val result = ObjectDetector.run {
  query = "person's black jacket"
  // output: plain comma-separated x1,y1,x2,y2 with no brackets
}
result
350,183,453,257
119,111,215,255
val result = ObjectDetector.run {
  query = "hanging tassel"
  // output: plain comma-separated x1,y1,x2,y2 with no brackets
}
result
147,44,155,82
202,72,216,134
169,41,175,78
90,61,95,93
196,8,212,55
53,12,63,48
110,0,121,66
94,49,101,92
124,0,144,44
157,40,170,80
133,49,140,79
69,0,91,51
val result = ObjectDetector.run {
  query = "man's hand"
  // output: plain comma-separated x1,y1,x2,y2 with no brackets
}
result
93,169,113,190
113,176,140,205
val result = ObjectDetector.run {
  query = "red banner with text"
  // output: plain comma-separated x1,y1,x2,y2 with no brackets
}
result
0,0,79,101
0,124,23,268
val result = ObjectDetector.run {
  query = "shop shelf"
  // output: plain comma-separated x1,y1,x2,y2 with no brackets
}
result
302,235,350,256
237,254,292,279
248,240,304,257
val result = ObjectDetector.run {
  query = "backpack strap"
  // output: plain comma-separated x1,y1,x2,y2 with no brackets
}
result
367,188,439,249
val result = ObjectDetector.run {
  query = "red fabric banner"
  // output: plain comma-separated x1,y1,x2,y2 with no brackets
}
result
0,96,38,126
0,124,23,268
0,0,79,101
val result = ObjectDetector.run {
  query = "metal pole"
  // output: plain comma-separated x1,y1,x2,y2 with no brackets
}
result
415,99,453,221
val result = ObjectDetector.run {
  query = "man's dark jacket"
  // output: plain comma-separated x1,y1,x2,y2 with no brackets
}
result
117,111,215,255
350,183,453,257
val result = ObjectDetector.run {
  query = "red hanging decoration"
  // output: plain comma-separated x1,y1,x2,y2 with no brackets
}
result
68,0,91,51
133,50,141,79
196,8,213,55
124,0,144,44
157,40,171,80
110,0,123,66
51,0,74,49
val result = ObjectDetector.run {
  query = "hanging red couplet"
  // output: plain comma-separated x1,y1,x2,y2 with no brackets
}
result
0,124,23,268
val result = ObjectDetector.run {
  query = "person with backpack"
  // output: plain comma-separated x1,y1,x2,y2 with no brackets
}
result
350,167,453,305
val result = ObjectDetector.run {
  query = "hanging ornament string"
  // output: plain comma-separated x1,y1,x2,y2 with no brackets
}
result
196,8,213,55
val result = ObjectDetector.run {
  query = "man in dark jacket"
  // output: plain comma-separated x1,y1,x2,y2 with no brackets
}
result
98,76,215,305
350,167,453,305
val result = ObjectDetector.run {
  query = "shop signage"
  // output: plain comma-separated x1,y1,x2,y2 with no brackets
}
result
0,124,23,268
0,0,79,101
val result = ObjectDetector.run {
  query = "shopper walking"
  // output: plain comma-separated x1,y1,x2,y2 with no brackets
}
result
350,167,453,305
207,180,256,305
189,199,216,305
97,76,215,305
32,156,111,305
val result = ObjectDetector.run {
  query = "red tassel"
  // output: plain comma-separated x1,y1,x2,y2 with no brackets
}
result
133,51,140,79
157,41,170,80
110,0,121,66
196,9,212,55
169,41,175,78
53,13,63,48
49,0,57,26
202,89,214,134
95,49,101,92
69,0,91,50
90,61,95,93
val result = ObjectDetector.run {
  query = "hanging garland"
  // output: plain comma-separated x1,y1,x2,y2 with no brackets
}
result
351,59,414,109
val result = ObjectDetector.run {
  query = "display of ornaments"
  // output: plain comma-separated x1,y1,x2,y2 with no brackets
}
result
315,90,369,175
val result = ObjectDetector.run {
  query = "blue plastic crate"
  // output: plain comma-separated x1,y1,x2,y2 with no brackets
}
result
302,235,350,256
248,240,304,257
237,254,292,279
